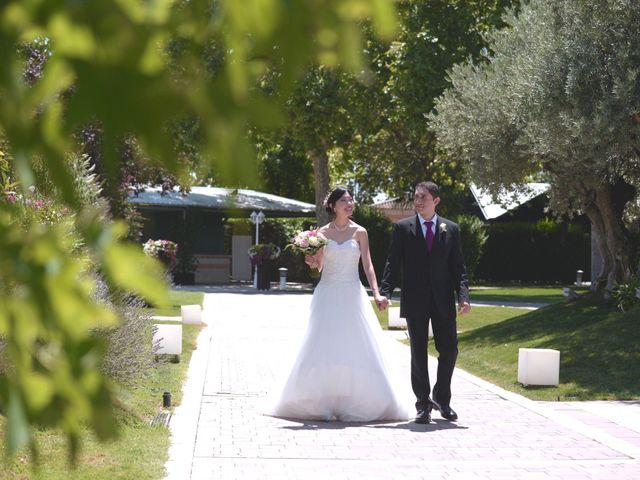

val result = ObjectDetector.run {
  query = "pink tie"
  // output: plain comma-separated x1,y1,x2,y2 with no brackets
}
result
425,221,434,252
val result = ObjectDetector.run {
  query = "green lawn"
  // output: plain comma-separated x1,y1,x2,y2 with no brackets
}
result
146,289,205,317
0,289,205,479
469,286,569,304
371,300,528,333
454,299,640,401
379,285,579,305
372,286,640,402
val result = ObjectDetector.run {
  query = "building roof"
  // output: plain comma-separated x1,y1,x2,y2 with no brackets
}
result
372,183,551,221
127,186,315,217
372,197,409,209
469,183,550,220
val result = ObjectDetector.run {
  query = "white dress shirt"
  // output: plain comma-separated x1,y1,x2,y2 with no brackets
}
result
417,213,438,240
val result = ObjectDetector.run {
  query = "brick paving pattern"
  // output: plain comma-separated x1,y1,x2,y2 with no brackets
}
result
166,290,640,479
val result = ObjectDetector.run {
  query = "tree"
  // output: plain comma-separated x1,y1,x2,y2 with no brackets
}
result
0,0,397,460
430,0,640,291
258,0,516,222
256,66,357,226
256,134,315,204
340,0,517,203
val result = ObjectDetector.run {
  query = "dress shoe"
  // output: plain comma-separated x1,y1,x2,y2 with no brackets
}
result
431,400,458,421
414,408,431,424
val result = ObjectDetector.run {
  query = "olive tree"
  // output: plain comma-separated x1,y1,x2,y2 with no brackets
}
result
430,0,640,291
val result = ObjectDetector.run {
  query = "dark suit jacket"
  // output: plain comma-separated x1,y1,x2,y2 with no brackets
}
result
380,215,469,320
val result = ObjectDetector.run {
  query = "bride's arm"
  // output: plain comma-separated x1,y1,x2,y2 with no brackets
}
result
358,229,387,306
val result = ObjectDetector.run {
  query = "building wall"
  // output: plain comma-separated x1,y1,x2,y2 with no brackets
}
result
139,207,230,283
231,235,252,281
194,255,231,284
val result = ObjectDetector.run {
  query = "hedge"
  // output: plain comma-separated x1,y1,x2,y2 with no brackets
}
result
475,220,590,283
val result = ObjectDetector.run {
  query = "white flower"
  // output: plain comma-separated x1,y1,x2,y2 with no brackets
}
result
308,236,319,247
439,223,447,233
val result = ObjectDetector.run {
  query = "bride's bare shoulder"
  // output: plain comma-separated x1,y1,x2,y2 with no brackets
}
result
351,224,370,243
317,225,332,239
350,222,368,234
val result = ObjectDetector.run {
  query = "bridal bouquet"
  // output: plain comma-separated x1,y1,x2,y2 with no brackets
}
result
286,228,329,256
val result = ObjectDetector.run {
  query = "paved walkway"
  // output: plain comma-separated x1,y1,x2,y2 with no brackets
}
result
165,289,640,479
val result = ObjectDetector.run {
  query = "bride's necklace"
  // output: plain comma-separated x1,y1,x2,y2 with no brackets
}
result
332,221,350,231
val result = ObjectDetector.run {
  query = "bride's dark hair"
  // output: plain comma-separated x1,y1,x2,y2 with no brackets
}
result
324,185,353,215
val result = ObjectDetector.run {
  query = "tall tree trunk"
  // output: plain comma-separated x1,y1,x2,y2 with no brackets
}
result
581,185,632,291
310,148,330,227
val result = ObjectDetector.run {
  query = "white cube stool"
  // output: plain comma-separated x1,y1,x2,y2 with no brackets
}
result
153,324,183,355
517,348,560,386
181,304,202,325
388,307,407,329
388,308,433,337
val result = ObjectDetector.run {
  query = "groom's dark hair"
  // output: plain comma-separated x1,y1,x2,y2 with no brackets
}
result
415,181,440,199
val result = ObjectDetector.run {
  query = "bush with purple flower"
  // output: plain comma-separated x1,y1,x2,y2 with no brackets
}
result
143,239,178,270
247,243,281,267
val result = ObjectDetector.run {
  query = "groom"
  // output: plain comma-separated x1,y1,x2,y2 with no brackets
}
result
379,181,470,424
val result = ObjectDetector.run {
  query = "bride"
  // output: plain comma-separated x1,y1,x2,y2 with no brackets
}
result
267,186,410,422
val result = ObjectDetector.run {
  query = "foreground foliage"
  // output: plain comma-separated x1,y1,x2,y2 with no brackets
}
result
0,0,397,459
0,291,204,477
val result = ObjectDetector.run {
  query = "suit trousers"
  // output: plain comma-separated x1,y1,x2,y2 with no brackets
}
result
406,291,458,410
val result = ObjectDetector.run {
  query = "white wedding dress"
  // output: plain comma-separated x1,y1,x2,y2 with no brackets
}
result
267,238,411,422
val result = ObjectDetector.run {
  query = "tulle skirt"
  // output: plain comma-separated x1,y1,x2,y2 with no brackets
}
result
266,279,411,422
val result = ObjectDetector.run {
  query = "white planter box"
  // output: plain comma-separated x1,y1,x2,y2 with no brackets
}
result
181,304,202,325
153,324,183,355
388,307,406,329
388,307,432,336
517,348,560,386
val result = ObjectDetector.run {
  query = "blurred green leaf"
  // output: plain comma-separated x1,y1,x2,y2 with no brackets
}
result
103,239,169,309
22,372,54,411
6,388,30,455
0,0,398,463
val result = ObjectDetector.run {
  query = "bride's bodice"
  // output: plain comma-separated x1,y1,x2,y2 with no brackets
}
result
321,238,360,283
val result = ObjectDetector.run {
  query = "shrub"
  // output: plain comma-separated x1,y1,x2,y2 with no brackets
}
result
476,220,590,283
68,156,157,384
92,276,156,386
455,214,488,280
352,205,394,285
247,243,281,266
611,277,640,312
5,155,158,387
143,238,178,270
0,338,7,376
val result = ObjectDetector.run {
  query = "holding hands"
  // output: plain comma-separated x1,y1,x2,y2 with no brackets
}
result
458,301,471,315
374,293,390,311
